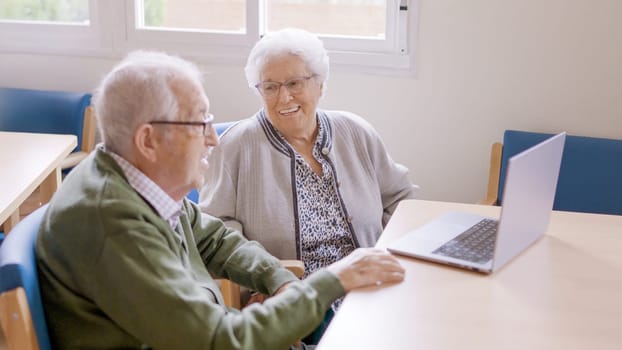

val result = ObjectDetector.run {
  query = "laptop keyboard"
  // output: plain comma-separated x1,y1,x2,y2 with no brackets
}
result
432,218,498,264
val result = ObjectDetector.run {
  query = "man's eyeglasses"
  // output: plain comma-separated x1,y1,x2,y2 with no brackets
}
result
254,75,317,98
149,113,214,137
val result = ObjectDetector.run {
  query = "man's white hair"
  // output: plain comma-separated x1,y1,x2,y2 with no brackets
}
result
93,51,204,155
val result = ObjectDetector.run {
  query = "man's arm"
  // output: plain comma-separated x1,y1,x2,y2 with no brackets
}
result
188,201,298,295
90,217,341,350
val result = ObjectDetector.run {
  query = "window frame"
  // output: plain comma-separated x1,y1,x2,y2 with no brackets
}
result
0,0,418,75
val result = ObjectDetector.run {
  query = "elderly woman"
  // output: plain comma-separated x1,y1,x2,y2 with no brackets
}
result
200,28,418,342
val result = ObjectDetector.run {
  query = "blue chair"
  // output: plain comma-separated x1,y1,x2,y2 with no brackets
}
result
186,189,200,203
0,87,96,170
185,121,236,203
0,88,96,231
0,204,51,350
482,130,622,215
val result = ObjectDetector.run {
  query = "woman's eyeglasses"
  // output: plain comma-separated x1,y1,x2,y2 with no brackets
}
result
254,75,317,98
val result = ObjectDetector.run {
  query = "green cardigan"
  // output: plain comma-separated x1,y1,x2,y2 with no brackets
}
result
36,148,344,350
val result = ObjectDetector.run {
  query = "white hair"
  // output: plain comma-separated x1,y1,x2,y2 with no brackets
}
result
93,50,204,155
244,28,330,92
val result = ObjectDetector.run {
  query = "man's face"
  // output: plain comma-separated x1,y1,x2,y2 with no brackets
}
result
153,77,218,200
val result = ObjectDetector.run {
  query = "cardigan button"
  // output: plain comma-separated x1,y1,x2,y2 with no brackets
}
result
347,216,353,223
321,147,329,155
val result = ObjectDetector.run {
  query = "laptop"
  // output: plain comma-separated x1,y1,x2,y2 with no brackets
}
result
387,132,566,274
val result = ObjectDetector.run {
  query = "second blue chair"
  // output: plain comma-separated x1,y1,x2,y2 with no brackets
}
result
483,130,622,215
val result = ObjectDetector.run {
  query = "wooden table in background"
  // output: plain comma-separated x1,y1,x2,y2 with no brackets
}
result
317,200,622,350
0,132,76,234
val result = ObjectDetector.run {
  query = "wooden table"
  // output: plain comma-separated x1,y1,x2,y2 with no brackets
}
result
0,132,76,234
317,200,622,350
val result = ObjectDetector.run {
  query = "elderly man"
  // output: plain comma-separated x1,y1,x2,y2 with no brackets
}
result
35,51,405,350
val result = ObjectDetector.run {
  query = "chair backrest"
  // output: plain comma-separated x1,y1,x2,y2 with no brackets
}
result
0,87,92,153
497,130,622,215
0,204,51,350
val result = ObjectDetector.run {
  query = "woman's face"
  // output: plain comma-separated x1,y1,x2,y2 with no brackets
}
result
258,54,322,136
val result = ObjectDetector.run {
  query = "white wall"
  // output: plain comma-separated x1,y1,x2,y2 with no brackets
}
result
1,0,621,203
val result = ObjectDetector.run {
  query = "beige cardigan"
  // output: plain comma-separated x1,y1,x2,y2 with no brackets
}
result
200,109,418,259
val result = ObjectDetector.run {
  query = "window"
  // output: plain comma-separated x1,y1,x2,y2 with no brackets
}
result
266,0,387,38
0,0,89,23
136,0,387,40
140,0,246,33
0,0,111,55
0,0,417,74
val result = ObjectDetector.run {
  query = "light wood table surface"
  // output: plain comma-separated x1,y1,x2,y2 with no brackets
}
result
0,132,76,233
318,199,622,350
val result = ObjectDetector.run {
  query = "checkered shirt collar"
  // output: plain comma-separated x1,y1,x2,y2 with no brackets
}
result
106,148,184,229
